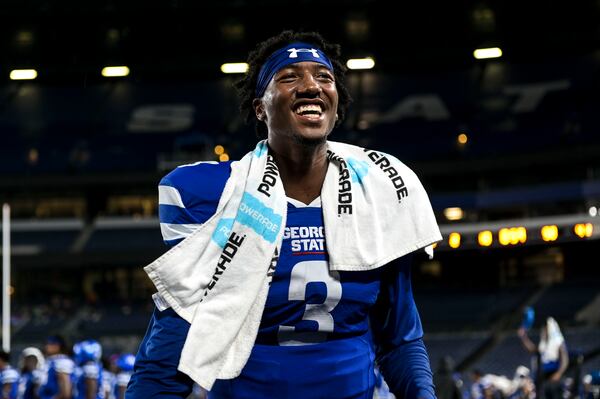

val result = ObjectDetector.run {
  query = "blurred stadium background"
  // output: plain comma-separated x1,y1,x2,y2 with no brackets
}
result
0,0,599,397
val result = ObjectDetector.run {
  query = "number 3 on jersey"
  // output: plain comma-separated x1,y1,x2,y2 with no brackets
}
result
278,260,342,346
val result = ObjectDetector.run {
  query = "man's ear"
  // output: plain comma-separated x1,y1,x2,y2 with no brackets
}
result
253,98,265,121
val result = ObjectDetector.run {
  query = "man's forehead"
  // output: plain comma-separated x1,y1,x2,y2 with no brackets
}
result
277,62,332,71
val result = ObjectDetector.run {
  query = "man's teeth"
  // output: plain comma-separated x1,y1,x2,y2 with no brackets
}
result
295,104,322,115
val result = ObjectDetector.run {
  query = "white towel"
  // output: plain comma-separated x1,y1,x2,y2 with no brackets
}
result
539,317,565,364
143,140,442,390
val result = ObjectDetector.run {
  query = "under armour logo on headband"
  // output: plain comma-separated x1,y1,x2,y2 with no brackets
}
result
287,48,320,59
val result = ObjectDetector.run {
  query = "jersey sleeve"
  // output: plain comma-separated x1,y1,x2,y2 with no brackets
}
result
158,161,232,247
54,358,75,375
1,368,19,384
369,255,435,399
116,372,132,387
126,308,193,398
370,254,424,350
82,363,100,379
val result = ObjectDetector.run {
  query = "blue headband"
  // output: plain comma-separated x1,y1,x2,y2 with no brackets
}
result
255,42,334,98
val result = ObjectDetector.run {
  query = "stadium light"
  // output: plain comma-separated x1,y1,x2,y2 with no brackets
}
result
498,228,510,245
346,57,375,70
574,223,593,238
516,227,527,244
473,47,502,60
457,133,468,145
28,148,39,165
448,232,461,249
9,69,37,80
101,66,130,77
214,145,225,155
16,30,34,47
478,230,493,247
220,63,249,74
499,227,527,246
219,153,230,162
541,225,559,242
444,207,464,221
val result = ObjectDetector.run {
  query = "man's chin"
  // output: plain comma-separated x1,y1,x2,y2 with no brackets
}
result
291,129,330,147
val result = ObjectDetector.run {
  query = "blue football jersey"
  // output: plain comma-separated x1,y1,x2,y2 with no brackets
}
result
209,197,383,398
101,369,116,399
73,361,103,399
131,160,427,399
18,370,41,399
256,198,382,345
0,365,20,399
39,354,75,399
114,371,132,398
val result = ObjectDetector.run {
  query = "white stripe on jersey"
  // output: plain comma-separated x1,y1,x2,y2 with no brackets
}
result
160,223,200,241
177,161,219,168
158,185,186,208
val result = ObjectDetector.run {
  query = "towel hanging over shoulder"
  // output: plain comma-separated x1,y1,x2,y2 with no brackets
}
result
143,140,442,390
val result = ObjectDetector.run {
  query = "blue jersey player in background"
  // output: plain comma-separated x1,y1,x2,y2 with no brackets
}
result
72,340,104,399
0,350,19,399
39,336,74,399
113,354,135,399
127,30,438,399
18,347,45,399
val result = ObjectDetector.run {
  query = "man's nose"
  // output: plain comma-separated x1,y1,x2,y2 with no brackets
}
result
297,74,321,95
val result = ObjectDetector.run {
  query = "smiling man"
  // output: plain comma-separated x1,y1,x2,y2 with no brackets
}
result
127,30,441,399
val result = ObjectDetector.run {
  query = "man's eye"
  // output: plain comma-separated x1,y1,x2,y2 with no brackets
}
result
318,73,334,81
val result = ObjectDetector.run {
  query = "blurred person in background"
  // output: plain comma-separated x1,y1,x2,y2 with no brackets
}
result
433,356,461,399
507,366,535,399
470,369,486,399
583,370,600,399
475,369,535,399
127,29,441,399
0,350,19,399
72,340,103,399
518,317,569,399
113,354,134,399
100,356,116,399
38,335,74,399
478,375,506,399
17,347,45,399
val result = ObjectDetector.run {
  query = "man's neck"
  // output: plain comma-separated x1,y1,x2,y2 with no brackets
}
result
267,139,329,205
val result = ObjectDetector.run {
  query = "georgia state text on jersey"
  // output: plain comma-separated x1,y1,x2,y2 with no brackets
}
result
129,161,430,399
